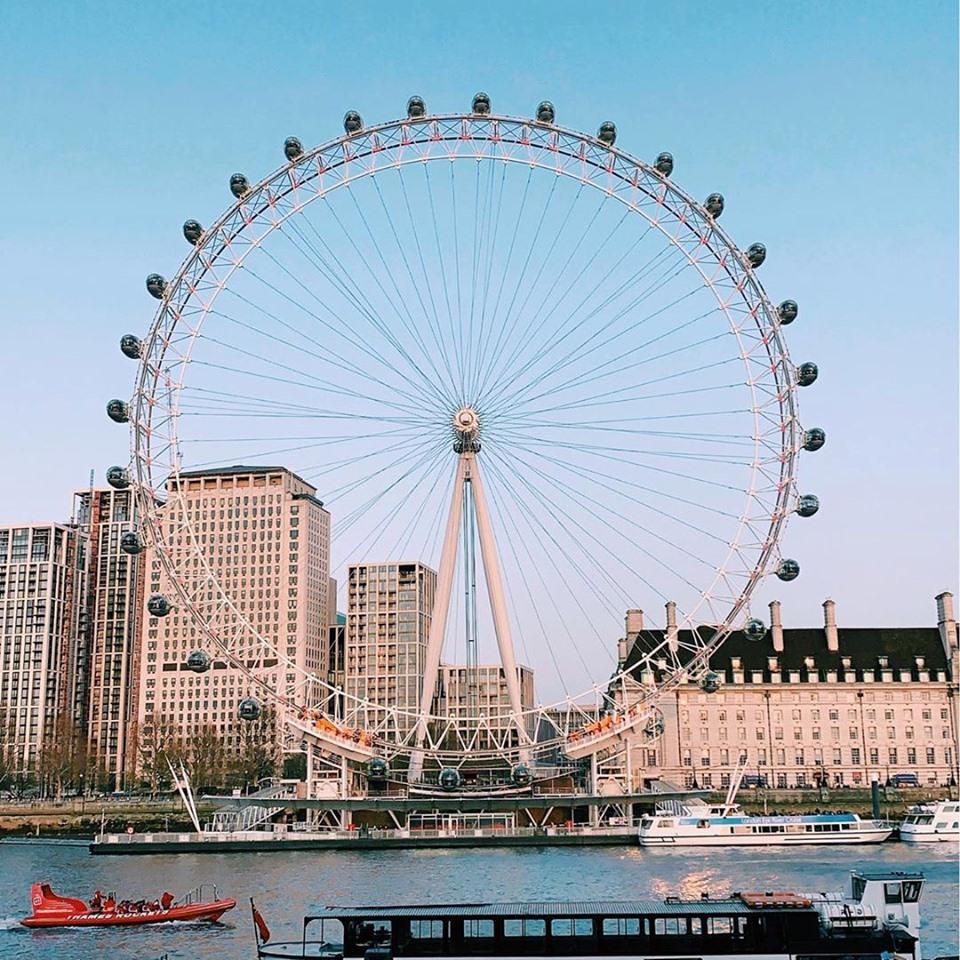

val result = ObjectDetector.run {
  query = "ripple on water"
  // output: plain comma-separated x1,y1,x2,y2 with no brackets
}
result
0,841,956,959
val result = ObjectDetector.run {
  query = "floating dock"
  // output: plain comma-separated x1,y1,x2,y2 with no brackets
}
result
90,822,638,854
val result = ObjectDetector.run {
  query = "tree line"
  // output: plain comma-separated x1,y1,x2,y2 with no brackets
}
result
0,706,285,798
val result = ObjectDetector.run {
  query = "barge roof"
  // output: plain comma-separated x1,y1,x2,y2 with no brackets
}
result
310,899,783,920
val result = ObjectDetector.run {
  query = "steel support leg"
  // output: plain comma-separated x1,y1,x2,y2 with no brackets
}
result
409,454,468,780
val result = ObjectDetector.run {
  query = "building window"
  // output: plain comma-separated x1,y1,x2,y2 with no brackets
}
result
907,748,917,765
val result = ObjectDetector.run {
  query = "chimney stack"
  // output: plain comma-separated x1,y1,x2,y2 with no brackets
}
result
823,599,839,652
665,600,678,652
936,591,958,653
769,600,784,653
626,608,644,635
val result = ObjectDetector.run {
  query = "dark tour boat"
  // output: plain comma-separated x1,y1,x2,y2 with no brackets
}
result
252,869,925,959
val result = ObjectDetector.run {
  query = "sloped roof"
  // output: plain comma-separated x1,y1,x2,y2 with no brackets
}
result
624,624,949,682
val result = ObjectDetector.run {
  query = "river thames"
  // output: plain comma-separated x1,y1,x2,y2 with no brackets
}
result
0,841,956,959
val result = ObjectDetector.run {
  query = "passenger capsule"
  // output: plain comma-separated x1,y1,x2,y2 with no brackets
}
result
597,121,617,145
777,559,801,582
777,300,798,324
182,220,204,245
511,763,532,786
406,96,426,118
704,193,725,219
700,671,721,694
145,274,167,299
238,697,261,722
367,757,389,781
535,101,555,123
284,136,304,161
797,493,820,517
471,92,491,115
105,465,130,490
802,427,826,452
343,110,363,134
106,399,129,424
745,618,767,641
229,173,250,198
120,531,144,555
120,334,142,360
185,650,211,673
147,594,172,617
654,152,674,176
796,362,819,387
438,767,462,791
746,243,767,268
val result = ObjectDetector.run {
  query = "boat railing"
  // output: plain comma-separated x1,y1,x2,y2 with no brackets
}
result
96,820,641,844
180,883,219,906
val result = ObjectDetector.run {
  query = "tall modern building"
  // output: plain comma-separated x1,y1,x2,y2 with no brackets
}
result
439,663,535,751
73,488,144,790
0,523,86,773
344,561,436,735
135,466,330,762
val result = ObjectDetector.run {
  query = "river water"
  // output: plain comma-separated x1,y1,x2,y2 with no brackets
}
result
0,841,956,959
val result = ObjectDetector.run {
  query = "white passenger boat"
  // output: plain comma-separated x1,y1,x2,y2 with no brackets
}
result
638,799,893,846
252,869,926,960
899,799,960,842
638,762,893,846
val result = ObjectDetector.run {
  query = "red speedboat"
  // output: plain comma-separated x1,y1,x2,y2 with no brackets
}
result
21,882,236,928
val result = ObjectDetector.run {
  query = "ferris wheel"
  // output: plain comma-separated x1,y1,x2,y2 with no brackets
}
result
106,93,823,783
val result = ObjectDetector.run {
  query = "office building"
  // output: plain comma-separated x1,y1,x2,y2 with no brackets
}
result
612,593,960,790
135,466,330,763
73,487,144,790
0,523,85,772
344,561,436,735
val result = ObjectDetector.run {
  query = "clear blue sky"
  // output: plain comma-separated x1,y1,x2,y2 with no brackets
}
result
0,0,956,633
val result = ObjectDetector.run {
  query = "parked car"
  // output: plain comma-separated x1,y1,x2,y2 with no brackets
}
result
889,772,920,787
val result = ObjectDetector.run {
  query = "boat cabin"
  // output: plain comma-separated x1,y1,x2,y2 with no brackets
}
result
262,893,916,959
328,900,822,957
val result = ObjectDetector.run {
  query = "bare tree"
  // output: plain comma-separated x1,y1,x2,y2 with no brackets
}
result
136,715,184,795
189,724,228,793
0,707,16,794
229,706,280,792
36,715,87,799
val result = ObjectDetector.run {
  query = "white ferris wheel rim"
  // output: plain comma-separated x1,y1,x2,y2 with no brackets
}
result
128,109,802,760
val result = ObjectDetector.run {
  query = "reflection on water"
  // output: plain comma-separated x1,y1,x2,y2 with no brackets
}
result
0,841,956,959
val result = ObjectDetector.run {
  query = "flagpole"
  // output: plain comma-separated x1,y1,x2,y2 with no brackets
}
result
250,898,262,955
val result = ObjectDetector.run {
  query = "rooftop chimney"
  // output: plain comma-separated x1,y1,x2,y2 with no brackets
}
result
665,601,678,653
823,599,839,652
769,600,784,653
936,591,958,654
625,608,644,635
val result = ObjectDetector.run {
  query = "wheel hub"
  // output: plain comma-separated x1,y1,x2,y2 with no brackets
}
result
453,406,481,452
